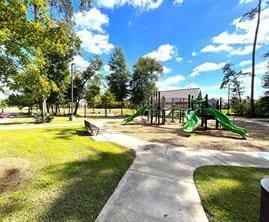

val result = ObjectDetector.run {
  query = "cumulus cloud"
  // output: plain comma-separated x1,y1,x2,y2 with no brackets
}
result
190,62,225,77
239,60,252,67
201,7,269,56
96,0,164,10
242,61,268,75
72,55,89,69
74,8,114,55
192,52,197,56
74,8,109,33
157,74,185,90
163,66,172,74
144,44,182,62
77,29,114,54
201,44,232,53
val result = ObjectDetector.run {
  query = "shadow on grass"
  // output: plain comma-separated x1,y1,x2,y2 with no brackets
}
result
1,149,134,222
41,150,134,222
43,127,89,140
194,166,269,222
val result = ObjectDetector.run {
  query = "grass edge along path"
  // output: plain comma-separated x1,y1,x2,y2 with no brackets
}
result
194,165,269,222
0,125,135,222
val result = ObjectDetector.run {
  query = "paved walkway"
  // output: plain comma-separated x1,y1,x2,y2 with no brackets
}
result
92,120,269,222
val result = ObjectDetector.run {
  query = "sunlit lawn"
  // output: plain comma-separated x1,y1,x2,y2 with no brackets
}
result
0,126,134,221
194,166,269,222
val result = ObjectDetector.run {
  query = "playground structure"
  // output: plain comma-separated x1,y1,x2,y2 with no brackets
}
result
124,88,203,125
124,88,248,138
183,99,248,138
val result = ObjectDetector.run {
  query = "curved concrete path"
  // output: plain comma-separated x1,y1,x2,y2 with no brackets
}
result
92,120,269,222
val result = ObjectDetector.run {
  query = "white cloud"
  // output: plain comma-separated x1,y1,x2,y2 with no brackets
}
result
239,0,254,4
96,0,164,10
144,44,182,62
201,7,269,56
173,0,184,6
77,30,114,54
74,9,109,33
230,45,262,56
190,62,225,77
201,44,232,53
214,8,269,45
176,56,183,62
157,74,185,90
163,66,172,74
74,8,114,55
72,55,88,69
192,52,197,56
103,65,111,75
239,60,251,67
242,61,268,75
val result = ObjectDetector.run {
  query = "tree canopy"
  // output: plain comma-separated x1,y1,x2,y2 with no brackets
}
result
130,57,163,106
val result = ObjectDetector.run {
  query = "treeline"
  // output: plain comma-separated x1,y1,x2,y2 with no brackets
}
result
220,59,269,117
0,1,163,121
4,46,164,117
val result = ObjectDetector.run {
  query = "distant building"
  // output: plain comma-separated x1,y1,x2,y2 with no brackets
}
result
158,88,202,109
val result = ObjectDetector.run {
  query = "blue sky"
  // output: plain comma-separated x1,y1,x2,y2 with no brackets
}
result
72,0,269,99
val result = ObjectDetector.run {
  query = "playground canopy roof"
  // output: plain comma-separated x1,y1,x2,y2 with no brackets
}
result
159,88,202,100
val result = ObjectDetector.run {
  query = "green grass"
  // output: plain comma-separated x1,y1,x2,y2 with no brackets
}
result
0,126,134,221
194,166,269,222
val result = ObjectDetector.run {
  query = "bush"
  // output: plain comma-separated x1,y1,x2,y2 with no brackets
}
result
33,113,54,123
255,96,269,117
231,98,250,116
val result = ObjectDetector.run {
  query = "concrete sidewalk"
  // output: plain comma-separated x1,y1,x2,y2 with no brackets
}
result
92,120,269,222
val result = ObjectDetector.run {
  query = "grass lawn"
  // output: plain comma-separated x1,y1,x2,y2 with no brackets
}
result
194,166,269,222
0,126,134,221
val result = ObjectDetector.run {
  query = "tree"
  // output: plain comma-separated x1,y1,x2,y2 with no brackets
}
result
263,52,269,96
241,0,262,117
107,47,129,115
0,1,81,121
65,56,103,115
221,64,245,103
130,57,163,106
101,89,115,117
85,76,101,112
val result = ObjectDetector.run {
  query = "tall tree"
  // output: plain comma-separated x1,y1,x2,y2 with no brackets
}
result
101,89,115,117
241,0,262,117
85,76,101,112
221,64,245,103
107,47,129,115
65,56,103,115
130,57,163,106
263,52,269,96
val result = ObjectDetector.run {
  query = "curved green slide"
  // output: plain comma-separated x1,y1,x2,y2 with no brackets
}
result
124,105,150,123
183,109,201,132
202,108,247,138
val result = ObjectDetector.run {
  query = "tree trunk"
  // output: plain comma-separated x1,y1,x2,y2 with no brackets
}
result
121,101,124,116
73,101,79,115
250,0,262,117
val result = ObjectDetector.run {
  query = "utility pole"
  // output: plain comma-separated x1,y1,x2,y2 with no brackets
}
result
69,63,75,121
227,83,231,116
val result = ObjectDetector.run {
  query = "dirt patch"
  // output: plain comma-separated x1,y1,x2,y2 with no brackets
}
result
104,118,269,152
0,158,33,193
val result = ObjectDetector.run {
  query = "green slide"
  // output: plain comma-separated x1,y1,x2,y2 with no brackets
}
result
183,108,201,132
202,108,247,138
124,105,149,123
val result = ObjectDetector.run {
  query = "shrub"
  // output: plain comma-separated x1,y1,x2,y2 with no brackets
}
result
33,113,54,123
